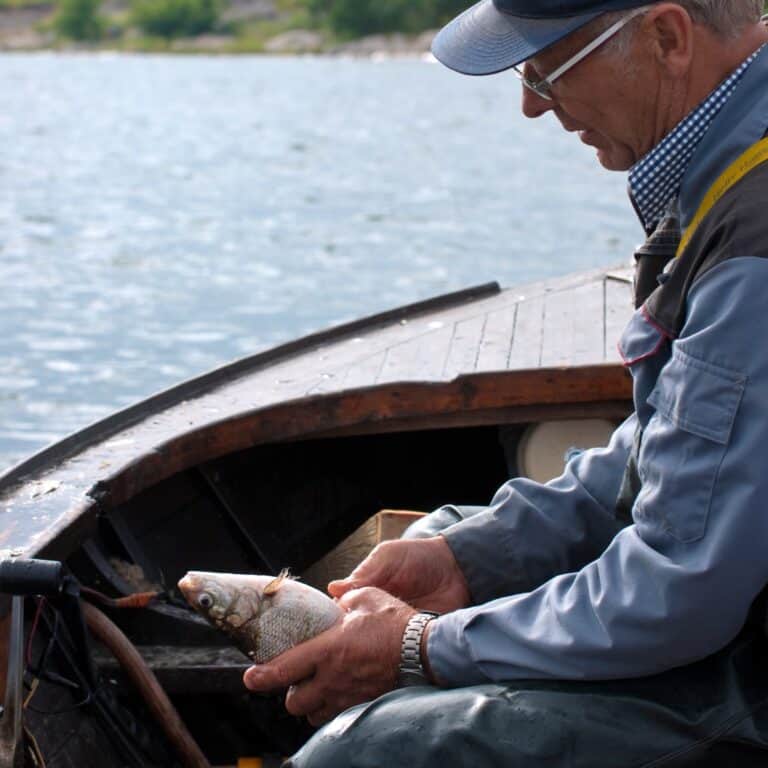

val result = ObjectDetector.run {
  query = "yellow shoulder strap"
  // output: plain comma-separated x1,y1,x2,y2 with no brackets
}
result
677,136,768,259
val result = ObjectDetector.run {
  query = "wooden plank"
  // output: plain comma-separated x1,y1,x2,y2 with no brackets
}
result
476,304,517,372
540,281,605,367
605,275,633,361
307,400,633,440
342,351,387,390
378,325,455,383
93,645,249,695
442,315,486,379
508,295,544,369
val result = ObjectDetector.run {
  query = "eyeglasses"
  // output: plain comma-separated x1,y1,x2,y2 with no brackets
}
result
513,8,646,101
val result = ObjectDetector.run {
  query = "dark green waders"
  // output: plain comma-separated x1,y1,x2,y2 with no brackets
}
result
285,507,768,767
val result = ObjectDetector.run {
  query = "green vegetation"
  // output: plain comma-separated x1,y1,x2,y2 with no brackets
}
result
131,0,220,38
0,0,49,7
53,0,102,40
4,1,768,50
303,0,468,38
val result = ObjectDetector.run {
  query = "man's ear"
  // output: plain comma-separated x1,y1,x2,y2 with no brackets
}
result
643,2,694,77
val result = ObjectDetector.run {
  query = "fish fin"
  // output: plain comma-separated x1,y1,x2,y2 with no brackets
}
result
264,568,292,596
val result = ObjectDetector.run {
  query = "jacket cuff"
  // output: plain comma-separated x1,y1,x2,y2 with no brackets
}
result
441,510,525,604
425,612,485,688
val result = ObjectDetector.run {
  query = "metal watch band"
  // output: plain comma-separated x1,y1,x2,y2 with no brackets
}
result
398,611,438,687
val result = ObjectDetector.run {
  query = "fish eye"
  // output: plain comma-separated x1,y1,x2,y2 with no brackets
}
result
198,593,214,609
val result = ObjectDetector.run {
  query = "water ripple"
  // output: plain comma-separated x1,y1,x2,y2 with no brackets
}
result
0,54,642,473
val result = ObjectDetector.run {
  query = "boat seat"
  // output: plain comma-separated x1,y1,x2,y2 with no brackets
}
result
92,644,250,695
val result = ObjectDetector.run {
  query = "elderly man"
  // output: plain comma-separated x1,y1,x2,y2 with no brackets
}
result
244,1,768,764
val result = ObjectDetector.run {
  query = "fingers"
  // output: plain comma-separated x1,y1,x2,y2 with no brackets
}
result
327,560,378,598
328,541,400,597
327,577,356,598
243,646,318,692
328,569,373,599
244,588,409,728
285,680,323,718
307,710,331,727
287,682,359,727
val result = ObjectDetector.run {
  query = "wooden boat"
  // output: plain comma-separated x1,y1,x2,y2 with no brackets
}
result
0,265,634,767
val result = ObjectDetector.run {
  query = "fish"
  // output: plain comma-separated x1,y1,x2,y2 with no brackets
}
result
177,569,343,663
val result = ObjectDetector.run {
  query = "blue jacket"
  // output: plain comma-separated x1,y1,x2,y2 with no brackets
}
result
427,45,768,687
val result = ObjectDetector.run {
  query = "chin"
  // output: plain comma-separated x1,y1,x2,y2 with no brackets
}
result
596,147,635,172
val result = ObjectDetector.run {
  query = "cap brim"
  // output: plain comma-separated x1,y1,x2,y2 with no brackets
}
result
432,0,603,76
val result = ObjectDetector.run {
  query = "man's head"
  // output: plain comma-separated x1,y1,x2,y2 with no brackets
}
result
433,1,766,170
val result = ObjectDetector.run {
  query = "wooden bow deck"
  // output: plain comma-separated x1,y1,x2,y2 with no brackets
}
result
0,265,635,562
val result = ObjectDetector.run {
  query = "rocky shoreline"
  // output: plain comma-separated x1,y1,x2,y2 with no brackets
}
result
0,1,436,56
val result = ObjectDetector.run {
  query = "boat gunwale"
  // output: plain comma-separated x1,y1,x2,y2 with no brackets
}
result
88,364,632,510
0,363,631,568
0,281,500,493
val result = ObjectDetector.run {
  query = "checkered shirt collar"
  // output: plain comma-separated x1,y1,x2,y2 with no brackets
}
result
628,45,764,234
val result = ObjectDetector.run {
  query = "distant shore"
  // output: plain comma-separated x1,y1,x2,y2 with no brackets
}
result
0,1,436,55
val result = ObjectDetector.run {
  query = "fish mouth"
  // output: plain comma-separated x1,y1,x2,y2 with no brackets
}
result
177,572,201,597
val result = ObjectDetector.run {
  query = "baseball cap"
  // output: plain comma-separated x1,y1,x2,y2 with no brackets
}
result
432,0,654,75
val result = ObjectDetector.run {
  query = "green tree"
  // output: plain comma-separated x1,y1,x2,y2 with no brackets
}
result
302,0,470,37
132,0,220,38
54,0,103,40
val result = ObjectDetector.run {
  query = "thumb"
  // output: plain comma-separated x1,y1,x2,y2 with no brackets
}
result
328,551,385,597
327,575,363,598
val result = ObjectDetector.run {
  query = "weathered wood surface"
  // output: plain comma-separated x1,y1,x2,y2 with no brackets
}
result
0,266,634,562
92,644,250,695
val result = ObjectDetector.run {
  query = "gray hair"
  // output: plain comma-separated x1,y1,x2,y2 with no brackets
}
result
603,0,764,50
670,0,763,35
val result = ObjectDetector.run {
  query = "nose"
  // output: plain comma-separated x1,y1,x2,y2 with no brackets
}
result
521,84,554,119
519,62,555,119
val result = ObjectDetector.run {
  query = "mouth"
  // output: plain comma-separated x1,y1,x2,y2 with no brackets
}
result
577,129,608,151
177,573,198,596
561,122,596,146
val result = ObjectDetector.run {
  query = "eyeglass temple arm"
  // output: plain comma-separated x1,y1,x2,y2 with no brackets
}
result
544,9,644,84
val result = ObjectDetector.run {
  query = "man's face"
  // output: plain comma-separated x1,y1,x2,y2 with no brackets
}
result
521,18,657,171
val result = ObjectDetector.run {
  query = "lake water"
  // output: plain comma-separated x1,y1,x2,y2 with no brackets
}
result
0,53,644,474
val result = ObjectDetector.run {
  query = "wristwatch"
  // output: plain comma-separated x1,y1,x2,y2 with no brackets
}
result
398,611,438,687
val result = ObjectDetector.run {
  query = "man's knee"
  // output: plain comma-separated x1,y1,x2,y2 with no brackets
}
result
283,685,549,768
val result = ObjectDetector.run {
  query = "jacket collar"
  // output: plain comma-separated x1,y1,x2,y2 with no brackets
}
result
680,43,768,228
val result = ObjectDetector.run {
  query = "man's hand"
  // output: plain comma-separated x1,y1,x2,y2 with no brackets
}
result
243,587,415,726
328,535,471,614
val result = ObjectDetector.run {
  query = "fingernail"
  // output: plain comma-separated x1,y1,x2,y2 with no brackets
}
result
243,668,262,685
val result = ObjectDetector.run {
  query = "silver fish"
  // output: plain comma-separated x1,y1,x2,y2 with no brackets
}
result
177,570,343,663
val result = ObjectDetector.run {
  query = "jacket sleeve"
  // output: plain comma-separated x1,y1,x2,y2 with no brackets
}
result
440,415,633,604
428,258,768,686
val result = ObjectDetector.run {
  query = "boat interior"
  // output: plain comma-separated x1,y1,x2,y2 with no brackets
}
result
12,409,627,766
0,271,636,766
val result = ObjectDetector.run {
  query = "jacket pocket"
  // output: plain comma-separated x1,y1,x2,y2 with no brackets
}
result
635,346,745,543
